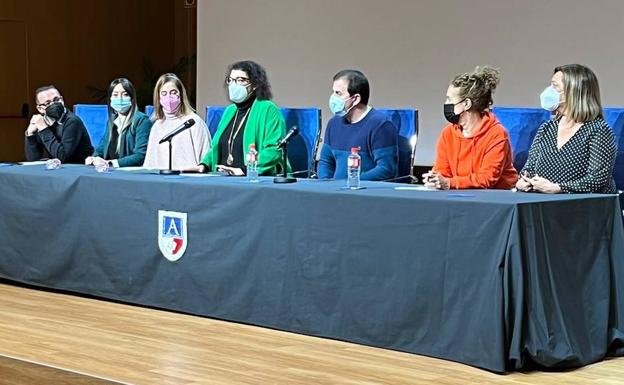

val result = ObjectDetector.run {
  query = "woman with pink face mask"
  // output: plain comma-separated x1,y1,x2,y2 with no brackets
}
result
143,73,211,170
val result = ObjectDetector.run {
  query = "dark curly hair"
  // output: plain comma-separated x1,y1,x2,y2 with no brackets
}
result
226,60,273,100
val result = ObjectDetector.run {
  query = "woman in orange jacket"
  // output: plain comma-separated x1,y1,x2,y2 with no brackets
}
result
424,66,518,190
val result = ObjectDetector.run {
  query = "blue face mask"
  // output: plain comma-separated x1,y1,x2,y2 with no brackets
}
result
329,94,354,116
540,86,562,112
110,96,132,114
229,83,249,103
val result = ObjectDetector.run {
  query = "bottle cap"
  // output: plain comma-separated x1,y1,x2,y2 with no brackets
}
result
351,147,359,153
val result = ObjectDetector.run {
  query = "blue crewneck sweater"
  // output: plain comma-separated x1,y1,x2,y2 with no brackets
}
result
318,108,398,180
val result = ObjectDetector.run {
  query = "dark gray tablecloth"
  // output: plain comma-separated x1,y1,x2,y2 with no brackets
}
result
0,164,622,372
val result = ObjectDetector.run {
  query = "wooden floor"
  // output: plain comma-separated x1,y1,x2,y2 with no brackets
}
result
0,283,622,385
0,355,121,385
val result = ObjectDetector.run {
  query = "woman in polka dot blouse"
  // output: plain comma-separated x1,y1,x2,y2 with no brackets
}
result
516,64,616,194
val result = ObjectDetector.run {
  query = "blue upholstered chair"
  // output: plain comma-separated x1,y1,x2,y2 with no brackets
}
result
491,107,551,172
604,108,624,191
376,108,419,181
205,106,225,137
73,104,108,148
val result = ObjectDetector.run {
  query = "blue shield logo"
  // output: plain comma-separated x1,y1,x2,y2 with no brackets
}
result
158,210,188,261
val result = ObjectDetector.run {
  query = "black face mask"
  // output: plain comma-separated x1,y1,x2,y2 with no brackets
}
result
443,100,466,124
45,102,65,121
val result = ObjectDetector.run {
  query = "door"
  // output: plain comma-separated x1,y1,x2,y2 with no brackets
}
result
0,20,29,161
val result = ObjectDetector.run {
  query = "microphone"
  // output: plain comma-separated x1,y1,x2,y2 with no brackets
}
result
159,119,195,144
277,126,299,149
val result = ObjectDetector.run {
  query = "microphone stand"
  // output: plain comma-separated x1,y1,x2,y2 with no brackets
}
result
159,139,180,175
408,134,418,184
309,115,323,179
273,145,296,183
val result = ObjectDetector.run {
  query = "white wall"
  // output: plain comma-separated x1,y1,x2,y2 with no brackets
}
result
197,0,624,164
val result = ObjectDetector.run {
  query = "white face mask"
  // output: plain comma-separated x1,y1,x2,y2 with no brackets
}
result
229,83,249,103
540,86,562,112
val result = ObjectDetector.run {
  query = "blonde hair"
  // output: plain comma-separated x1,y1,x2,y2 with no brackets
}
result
555,64,603,122
451,66,500,112
152,73,195,120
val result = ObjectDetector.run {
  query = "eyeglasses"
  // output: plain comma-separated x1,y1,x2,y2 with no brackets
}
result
225,77,251,86
37,96,63,109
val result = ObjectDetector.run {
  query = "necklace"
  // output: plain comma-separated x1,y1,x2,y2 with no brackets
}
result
226,109,250,165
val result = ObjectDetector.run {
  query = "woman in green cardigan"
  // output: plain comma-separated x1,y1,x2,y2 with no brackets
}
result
194,61,287,176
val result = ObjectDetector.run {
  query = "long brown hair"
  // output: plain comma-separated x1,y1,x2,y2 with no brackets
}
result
555,64,603,122
152,73,195,121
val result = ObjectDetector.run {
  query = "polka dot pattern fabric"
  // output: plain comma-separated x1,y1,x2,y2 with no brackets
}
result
521,116,617,193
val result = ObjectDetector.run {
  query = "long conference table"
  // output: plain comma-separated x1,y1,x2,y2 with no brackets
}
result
0,164,623,373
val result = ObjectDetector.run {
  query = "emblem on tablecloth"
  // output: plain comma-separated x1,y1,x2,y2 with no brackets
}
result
158,210,188,261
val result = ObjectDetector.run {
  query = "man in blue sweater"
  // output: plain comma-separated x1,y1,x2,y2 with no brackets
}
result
317,69,398,180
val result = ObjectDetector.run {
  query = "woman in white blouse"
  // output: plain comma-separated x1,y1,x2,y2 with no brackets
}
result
143,73,211,170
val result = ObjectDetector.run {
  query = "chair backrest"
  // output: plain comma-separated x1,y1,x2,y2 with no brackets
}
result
604,108,624,190
205,106,225,137
73,104,108,147
376,108,419,179
280,107,322,175
492,107,551,171
205,106,321,176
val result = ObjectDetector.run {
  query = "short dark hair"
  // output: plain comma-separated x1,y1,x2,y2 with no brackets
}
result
34,85,60,103
226,60,273,100
333,69,370,105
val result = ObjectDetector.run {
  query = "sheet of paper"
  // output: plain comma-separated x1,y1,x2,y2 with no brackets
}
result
394,185,432,191
19,161,48,166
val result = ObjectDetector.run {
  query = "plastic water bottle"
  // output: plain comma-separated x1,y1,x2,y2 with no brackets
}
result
347,147,361,189
246,144,259,183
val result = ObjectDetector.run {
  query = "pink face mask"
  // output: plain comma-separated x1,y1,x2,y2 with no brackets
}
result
160,94,181,113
